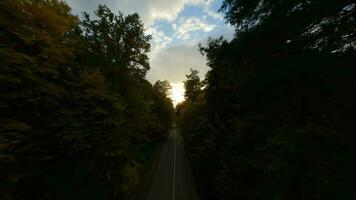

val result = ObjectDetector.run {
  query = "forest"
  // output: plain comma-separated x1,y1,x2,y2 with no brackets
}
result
177,0,355,199
1,0,355,200
0,1,174,199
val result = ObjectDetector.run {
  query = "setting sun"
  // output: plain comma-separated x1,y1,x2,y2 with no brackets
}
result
170,83,185,106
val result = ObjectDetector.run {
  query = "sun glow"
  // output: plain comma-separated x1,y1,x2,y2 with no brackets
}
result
170,83,185,106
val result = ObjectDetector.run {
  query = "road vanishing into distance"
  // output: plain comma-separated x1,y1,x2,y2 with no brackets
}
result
141,128,199,200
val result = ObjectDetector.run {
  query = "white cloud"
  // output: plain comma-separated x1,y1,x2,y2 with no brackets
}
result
174,17,216,40
204,8,224,20
147,45,208,83
146,26,172,59
200,0,224,20
64,0,231,87
65,0,208,26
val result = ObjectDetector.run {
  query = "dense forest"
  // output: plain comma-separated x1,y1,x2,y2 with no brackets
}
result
0,0,174,199
177,0,355,199
1,0,355,200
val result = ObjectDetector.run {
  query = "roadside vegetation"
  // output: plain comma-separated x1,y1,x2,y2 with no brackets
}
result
0,1,174,199
177,0,355,199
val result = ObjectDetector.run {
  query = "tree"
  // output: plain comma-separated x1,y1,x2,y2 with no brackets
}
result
184,69,202,102
154,80,172,97
180,0,356,199
151,80,174,139
0,1,174,199
79,5,151,89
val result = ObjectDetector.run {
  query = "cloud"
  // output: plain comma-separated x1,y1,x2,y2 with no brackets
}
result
65,0,207,26
174,17,216,41
147,24,235,84
63,0,233,86
147,45,208,83
203,8,223,20
172,23,177,30
200,0,224,20
146,26,172,58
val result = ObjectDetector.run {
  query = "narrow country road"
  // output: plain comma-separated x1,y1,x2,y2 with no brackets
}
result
144,128,199,200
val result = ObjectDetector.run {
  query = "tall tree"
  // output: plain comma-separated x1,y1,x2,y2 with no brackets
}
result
154,80,172,97
179,0,356,200
184,69,202,102
79,5,151,90
0,1,174,200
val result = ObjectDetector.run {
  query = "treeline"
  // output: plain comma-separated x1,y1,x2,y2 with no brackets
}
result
178,0,355,199
0,1,174,199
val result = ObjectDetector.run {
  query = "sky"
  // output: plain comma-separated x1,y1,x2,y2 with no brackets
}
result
64,0,234,105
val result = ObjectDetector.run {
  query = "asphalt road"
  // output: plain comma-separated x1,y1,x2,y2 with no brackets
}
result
145,128,199,200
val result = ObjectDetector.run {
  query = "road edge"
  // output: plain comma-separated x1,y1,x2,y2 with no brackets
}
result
130,140,166,200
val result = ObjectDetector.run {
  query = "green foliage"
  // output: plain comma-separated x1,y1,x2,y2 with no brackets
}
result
178,69,206,143
79,5,151,86
179,0,355,199
184,69,203,102
152,80,175,139
154,80,172,97
0,1,174,199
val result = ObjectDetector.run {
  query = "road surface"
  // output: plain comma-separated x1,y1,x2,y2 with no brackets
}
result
144,128,199,200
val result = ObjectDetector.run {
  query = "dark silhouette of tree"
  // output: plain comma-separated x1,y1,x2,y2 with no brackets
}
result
78,5,151,93
184,69,203,102
151,80,175,139
0,1,174,199
154,80,172,97
179,0,355,200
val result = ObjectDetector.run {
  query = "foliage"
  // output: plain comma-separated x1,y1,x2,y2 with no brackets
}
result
78,5,151,87
151,80,175,140
0,1,174,199
183,69,203,102
177,70,206,138
179,0,355,199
